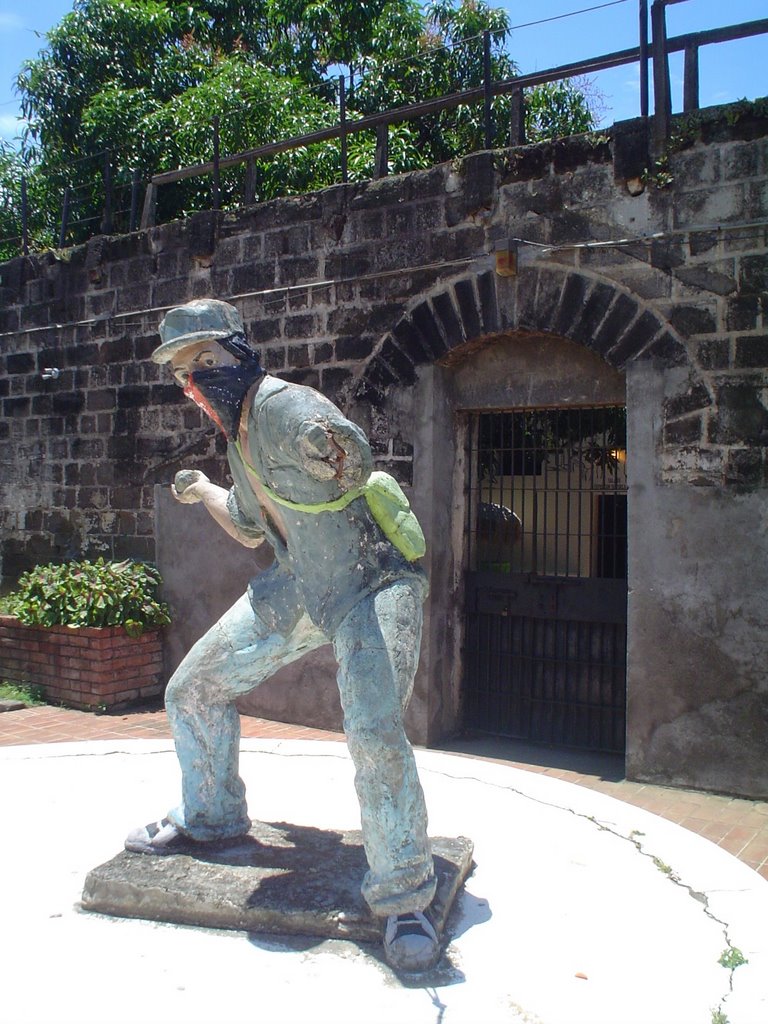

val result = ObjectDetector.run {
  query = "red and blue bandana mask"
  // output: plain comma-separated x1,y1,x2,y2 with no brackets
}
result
183,332,265,439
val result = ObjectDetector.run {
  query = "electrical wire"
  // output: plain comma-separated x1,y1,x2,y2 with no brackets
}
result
508,0,630,34
511,218,768,254
2,216,767,341
0,254,484,339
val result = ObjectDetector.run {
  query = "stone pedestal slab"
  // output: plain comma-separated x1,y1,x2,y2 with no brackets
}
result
82,820,474,944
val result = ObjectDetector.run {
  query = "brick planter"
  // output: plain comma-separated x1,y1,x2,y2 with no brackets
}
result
0,615,164,711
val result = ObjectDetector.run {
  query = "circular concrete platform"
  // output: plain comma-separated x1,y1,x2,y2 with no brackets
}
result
1,739,766,1024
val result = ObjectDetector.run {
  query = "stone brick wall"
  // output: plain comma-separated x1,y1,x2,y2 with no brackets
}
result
1,101,767,793
1,104,766,584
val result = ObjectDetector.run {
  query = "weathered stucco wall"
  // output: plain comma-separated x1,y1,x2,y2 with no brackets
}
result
626,360,768,796
1,102,767,793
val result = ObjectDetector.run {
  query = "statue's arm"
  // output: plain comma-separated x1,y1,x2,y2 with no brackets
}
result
172,470,264,549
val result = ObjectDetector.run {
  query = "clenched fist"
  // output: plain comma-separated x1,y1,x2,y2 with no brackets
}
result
173,469,210,504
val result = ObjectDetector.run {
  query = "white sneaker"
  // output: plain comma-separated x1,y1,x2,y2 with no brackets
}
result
125,818,186,855
383,910,440,972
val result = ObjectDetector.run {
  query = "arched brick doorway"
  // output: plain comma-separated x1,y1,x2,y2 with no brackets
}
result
358,262,695,751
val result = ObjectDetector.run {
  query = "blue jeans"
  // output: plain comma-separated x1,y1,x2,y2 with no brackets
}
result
165,578,436,917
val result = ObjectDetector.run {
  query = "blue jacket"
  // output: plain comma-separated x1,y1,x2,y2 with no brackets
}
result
226,375,426,635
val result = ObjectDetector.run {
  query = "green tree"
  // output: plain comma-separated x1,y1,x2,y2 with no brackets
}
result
9,0,596,249
0,140,59,259
0,140,24,258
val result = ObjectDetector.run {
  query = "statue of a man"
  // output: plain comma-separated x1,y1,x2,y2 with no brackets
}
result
125,299,438,971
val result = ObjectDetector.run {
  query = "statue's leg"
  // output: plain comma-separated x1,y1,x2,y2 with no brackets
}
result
164,592,325,841
332,579,436,917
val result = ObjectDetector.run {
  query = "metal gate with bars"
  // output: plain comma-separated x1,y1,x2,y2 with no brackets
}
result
463,406,628,753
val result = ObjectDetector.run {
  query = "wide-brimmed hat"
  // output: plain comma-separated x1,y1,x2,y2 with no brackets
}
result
152,299,245,364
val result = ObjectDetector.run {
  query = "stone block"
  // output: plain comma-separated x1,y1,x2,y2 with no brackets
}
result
726,296,759,331
558,164,614,207
553,135,611,174
674,265,736,296
735,335,768,369
609,310,663,367
568,280,615,347
689,230,718,256
499,143,551,183
453,278,481,342
432,291,464,350
723,448,763,492
335,333,374,362
673,183,745,228
264,224,311,257
709,381,768,445
319,367,354,401
696,339,730,370
515,266,540,330
668,304,717,337
386,200,443,238
665,383,711,419
378,337,416,384
739,254,768,295
82,824,473,945
669,148,720,186
721,140,763,180
391,320,432,365
548,208,593,244
456,151,496,214
5,351,35,375
410,301,449,360
552,272,589,338
475,270,499,336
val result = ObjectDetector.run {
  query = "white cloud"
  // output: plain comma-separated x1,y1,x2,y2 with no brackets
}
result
0,13,24,31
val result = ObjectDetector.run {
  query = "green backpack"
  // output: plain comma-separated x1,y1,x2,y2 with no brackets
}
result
233,440,426,561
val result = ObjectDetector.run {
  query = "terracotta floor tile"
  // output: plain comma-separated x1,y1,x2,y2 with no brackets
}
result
739,838,768,862
699,820,734,842
718,830,758,856
677,816,712,836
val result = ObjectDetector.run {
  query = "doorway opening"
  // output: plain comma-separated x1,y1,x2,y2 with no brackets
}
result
463,406,628,753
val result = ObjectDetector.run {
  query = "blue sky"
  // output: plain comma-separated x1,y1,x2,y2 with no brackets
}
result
0,0,766,145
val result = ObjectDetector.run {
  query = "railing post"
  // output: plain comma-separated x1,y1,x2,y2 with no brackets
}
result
20,174,29,255
639,0,649,118
140,180,157,229
650,0,671,151
509,87,525,146
59,187,71,249
374,122,389,178
129,169,140,232
212,115,221,211
244,157,257,205
339,74,348,184
483,29,493,149
101,151,113,234
683,43,699,111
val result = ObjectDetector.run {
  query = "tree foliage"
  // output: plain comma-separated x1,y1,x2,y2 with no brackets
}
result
7,0,596,250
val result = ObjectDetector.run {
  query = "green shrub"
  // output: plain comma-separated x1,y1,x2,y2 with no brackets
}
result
0,681,46,706
5,558,171,637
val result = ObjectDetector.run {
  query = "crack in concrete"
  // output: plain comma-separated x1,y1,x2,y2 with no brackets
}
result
2,745,750,1018
418,764,747,1021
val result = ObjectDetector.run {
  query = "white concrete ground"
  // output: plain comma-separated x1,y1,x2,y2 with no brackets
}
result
1,738,766,1024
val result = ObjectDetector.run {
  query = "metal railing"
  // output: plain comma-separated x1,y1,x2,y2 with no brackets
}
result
4,1,767,256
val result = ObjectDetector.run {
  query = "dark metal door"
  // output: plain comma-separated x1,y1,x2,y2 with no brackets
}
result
463,407,628,753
